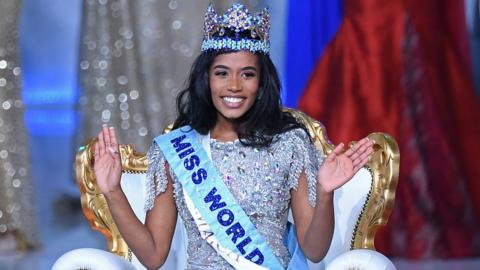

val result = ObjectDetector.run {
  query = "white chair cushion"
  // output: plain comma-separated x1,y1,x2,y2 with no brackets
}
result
326,249,397,270
52,248,137,270
322,167,371,265
121,173,187,270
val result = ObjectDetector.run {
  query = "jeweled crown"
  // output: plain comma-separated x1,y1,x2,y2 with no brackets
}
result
201,3,270,54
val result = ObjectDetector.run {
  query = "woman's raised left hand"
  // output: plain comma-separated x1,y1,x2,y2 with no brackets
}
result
317,137,375,193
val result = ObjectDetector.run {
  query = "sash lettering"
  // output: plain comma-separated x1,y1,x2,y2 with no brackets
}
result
166,133,267,265
157,127,306,269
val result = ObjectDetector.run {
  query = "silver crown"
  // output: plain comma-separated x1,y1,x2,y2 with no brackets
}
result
201,3,270,54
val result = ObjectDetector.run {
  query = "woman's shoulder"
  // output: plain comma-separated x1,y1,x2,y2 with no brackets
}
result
269,128,313,152
274,127,311,143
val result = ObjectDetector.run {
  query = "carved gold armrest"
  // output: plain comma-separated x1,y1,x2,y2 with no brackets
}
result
76,139,147,260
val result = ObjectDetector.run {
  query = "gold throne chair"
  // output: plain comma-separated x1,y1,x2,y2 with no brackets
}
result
53,109,399,270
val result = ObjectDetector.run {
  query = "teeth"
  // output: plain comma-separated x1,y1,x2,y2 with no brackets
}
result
223,97,244,103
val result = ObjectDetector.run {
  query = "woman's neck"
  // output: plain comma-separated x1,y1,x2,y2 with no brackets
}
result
211,117,238,142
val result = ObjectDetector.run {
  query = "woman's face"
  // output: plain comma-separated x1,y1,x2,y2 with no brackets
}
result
209,51,260,122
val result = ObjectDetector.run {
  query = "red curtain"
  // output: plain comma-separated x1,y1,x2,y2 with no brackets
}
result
299,0,480,258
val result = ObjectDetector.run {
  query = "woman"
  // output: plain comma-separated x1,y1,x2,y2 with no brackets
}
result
94,4,374,270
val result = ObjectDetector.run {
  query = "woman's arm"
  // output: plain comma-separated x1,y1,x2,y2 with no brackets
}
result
291,137,374,262
95,125,177,270
104,176,177,270
291,172,333,262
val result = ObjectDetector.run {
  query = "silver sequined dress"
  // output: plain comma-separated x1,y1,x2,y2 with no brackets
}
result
145,128,323,269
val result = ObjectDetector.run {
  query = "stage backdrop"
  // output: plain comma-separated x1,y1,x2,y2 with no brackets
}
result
296,0,480,259
0,0,38,250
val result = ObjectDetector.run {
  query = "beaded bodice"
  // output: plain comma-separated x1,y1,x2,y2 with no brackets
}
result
145,128,323,269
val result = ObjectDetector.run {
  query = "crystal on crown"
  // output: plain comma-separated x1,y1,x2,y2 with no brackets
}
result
201,3,270,54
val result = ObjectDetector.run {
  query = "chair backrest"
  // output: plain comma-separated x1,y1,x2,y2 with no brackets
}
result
285,109,399,266
76,109,399,268
76,140,149,269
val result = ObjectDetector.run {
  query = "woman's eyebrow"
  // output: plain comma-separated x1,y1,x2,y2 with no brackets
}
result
241,66,257,72
212,64,229,70
212,65,257,72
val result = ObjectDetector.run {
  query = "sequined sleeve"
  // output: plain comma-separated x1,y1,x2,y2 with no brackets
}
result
144,141,168,211
287,129,324,207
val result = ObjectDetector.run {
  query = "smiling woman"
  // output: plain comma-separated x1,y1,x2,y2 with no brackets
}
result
209,51,259,123
90,3,375,270
173,47,305,148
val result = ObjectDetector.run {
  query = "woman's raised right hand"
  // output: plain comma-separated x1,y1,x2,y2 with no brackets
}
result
94,124,122,196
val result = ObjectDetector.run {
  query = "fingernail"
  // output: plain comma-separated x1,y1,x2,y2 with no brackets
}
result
102,124,107,127
109,126,114,129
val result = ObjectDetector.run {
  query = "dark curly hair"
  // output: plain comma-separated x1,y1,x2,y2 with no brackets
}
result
173,50,306,148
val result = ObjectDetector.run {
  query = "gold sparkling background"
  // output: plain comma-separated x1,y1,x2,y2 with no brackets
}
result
0,0,264,251
0,0,39,249
77,0,265,151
